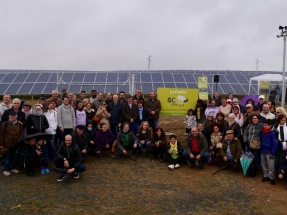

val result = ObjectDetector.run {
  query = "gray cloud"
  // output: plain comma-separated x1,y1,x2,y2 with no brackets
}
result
0,0,286,71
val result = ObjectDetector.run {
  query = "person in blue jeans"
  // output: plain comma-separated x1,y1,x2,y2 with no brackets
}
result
54,134,86,182
136,121,151,156
182,127,209,169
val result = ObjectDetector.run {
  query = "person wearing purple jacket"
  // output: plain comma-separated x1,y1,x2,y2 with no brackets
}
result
260,119,278,185
95,123,116,157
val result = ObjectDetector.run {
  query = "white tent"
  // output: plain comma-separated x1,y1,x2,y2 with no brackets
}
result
248,74,286,95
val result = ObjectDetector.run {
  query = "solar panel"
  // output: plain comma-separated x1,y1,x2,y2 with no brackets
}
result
43,83,57,94
84,73,96,83
14,73,29,83
2,74,17,83
26,73,40,82
38,73,52,82
5,83,22,94
95,73,107,83
61,73,74,82
30,83,44,94
151,73,163,82
18,83,34,94
72,73,85,83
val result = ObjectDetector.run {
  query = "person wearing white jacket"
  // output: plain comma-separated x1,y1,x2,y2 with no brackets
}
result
45,101,57,158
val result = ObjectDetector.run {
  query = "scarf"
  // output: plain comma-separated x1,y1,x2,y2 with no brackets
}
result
170,141,179,159
262,127,272,134
277,124,287,142
138,107,143,120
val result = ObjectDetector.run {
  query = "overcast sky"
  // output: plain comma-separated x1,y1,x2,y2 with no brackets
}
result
0,0,286,72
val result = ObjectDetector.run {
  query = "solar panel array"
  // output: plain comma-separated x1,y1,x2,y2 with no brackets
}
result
0,70,282,95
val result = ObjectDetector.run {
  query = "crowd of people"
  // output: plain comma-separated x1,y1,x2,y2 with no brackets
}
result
0,88,287,185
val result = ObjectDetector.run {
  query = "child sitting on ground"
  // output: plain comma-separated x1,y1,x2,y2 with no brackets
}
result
36,138,49,175
183,109,197,135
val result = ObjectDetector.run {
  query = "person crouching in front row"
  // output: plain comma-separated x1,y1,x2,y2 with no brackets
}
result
54,134,86,182
216,130,242,172
166,134,184,170
182,127,209,169
116,123,138,161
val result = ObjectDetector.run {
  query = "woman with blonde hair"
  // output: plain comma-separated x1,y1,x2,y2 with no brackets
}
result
276,107,287,117
136,121,152,156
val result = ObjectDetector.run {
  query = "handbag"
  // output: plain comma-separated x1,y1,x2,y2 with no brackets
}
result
248,125,261,149
92,114,102,123
249,139,261,150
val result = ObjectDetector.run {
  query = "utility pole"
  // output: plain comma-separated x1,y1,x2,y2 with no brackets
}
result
255,59,260,72
277,26,287,107
148,55,152,71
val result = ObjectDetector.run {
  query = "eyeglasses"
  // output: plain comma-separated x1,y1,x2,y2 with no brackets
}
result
246,107,252,109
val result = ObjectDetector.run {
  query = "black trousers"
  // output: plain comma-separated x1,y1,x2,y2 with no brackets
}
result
118,144,137,156
148,145,166,159
165,153,182,165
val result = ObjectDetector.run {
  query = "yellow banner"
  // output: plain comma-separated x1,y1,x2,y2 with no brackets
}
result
157,88,199,116
198,76,208,100
259,81,270,100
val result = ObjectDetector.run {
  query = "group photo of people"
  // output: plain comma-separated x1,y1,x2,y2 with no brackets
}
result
0,87,287,186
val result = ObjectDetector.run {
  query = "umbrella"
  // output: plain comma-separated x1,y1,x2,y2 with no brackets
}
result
23,133,53,141
212,160,235,175
50,168,73,179
240,151,255,176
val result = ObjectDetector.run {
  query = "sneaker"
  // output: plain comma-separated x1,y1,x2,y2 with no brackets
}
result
131,155,137,161
174,164,180,168
110,152,116,158
3,171,11,176
168,164,175,169
40,168,45,175
57,175,67,182
11,169,19,174
262,177,269,182
73,172,79,179
45,168,50,173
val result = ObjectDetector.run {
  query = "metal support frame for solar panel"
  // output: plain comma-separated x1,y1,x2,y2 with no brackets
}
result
56,73,136,95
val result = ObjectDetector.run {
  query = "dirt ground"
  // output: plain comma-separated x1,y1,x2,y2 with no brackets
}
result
0,116,287,215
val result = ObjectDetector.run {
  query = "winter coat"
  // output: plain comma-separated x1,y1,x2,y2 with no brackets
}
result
121,103,138,123
108,102,122,125
243,123,264,143
145,98,162,119
136,107,148,125
136,129,151,142
0,120,23,147
71,132,88,151
150,134,167,148
1,108,27,127
185,133,208,156
95,129,115,148
56,142,83,168
223,121,241,139
44,109,57,134
27,113,49,134
57,104,75,129
260,129,278,156
166,141,184,155
116,130,137,151
84,108,95,122
220,138,242,161
84,121,97,143
95,108,111,129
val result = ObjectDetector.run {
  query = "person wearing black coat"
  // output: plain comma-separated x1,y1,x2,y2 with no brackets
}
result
222,114,241,140
278,152,287,181
108,95,122,137
26,104,49,134
71,125,89,155
166,134,184,169
84,120,97,153
54,134,86,181
23,138,38,176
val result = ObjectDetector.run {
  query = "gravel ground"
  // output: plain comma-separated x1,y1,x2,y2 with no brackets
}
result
0,154,265,215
